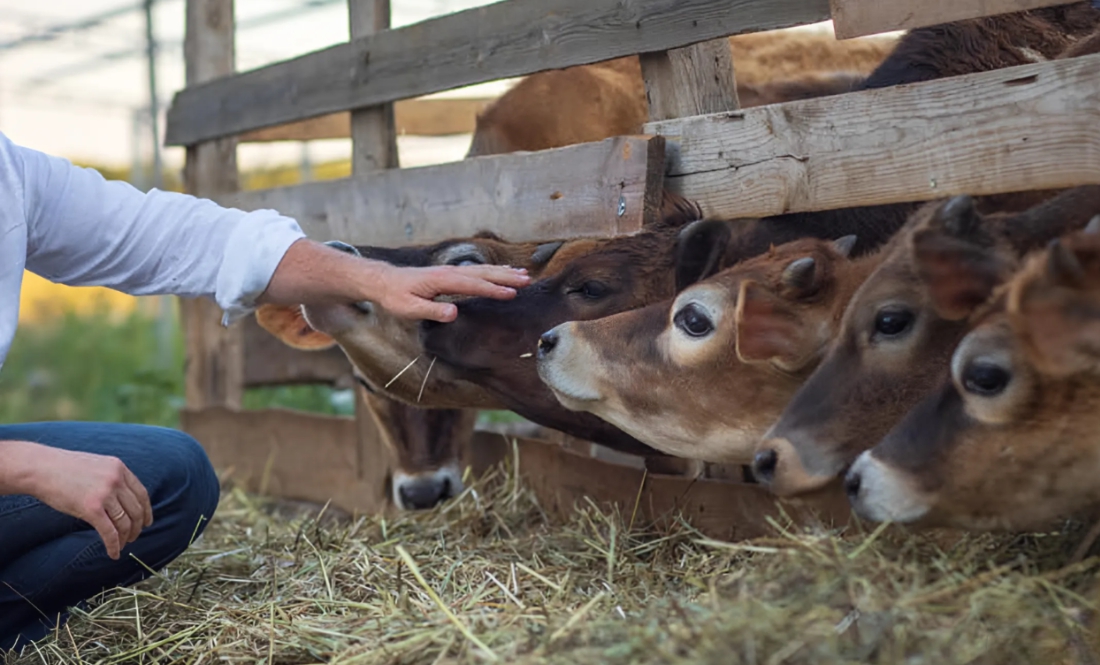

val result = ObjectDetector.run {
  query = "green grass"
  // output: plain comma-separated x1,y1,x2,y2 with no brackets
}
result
1,299,355,427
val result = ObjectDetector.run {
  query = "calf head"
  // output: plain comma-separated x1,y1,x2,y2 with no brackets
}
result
418,194,713,454
534,235,866,462
753,186,1100,497
846,219,1100,531
255,235,566,409
355,378,479,511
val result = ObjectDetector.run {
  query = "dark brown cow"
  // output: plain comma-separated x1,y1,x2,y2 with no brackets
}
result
845,219,1100,531
533,235,874,462
752,185,1100,498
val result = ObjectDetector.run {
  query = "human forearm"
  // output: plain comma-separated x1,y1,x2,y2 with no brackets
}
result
0,439,44,496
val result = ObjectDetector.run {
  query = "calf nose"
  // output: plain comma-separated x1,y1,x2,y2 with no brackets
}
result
537,330,559,358
397,476,452,510
752,448,778,483
844,470,862,500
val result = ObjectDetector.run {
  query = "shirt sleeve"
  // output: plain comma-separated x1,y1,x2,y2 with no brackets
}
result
11,133,307,325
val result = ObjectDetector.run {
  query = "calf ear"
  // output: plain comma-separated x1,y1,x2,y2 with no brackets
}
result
675,219,732,292
1011,236,1100,375
735,279,810,368
912,201,1011,321
255,304,337,351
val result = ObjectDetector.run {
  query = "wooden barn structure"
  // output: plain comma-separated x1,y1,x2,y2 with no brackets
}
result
164,0,1100,540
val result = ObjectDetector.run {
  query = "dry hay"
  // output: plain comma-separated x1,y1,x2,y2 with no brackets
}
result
10,453,1100,665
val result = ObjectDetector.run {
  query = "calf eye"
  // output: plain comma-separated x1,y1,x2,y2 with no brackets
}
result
962,362,1010,396
571,281,609,299
873,308,914,338
447,255,484,267
674,304,714,337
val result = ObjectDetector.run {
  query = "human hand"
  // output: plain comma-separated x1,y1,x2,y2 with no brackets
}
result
371,263,530,321
26,445,153,560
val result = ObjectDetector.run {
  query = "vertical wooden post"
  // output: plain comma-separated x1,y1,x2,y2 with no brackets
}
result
348,0,398,506
639,37,741,479
180,0,244,412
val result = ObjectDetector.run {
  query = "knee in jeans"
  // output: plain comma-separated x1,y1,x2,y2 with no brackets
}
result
156,428,221,539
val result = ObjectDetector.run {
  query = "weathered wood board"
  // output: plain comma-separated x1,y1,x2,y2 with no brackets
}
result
182,406,391,514
646,54,1100,220
237,98,495,143
830,0,1076,39
215,135,665,246
164,0,831,146
179,0,243,411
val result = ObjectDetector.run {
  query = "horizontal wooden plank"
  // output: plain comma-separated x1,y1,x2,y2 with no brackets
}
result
240,314,353,388
830,0,1073,39
237,98,495,142
469,432,854,541
645,54,1100,220
181,406,392,515
215,134,665,245
164,0,831,146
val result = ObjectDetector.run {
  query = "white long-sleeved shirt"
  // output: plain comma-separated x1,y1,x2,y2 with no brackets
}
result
0,131,307,373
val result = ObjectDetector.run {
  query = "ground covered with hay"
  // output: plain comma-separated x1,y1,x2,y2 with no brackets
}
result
12,461,1100,665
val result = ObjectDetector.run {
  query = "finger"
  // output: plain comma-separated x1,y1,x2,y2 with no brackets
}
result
412,299,459,323
104,496,136,548
89,510,122,560
431,273,520,301
121,466,154,527
114,488,145,543
450,265,531,288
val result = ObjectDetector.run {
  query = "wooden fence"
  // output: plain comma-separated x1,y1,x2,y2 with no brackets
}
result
166,0,1100,538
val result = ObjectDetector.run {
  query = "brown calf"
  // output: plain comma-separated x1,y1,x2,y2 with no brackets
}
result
845,219,1100,531
752,186,1100,498
467,30,897,156
533,235,874,462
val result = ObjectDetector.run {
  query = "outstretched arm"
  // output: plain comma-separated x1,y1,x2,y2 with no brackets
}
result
9,133,528,323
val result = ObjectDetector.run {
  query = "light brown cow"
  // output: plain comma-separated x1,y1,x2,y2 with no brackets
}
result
845,218,1100,531
467,30,897,156
533,235,874,462
752,185,1100,498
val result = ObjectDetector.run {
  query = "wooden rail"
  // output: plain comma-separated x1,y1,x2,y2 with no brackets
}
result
215,135,666,245
164,0,832,146
830,0,1077,39
184,406,855,540
646,53,1100,220
237,97,494,142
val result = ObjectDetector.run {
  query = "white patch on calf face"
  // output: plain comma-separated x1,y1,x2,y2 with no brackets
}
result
536,322,604,407
847,451,932,523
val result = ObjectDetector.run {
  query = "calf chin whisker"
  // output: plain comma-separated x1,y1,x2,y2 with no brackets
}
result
417,356,437,403
385,355,422,389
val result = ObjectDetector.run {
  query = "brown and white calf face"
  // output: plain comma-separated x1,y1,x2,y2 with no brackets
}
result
846,222,1100,531
357,381,479,511
753,187,1100,498
256,236,565,409
535,236,867,462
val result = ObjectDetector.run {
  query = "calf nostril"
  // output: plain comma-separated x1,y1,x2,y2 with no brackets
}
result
537,330,559,358
844,472,862,500
421,318,442,333
752,448,778,482
398,479,448,510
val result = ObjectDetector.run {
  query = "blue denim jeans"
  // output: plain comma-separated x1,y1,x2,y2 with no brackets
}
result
0,421,220,653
